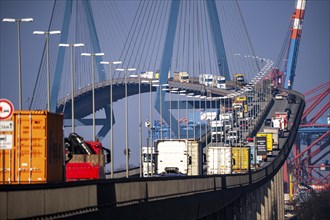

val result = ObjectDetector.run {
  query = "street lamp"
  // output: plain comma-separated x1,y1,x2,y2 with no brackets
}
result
178,90,186,139
81,52,104,141
193,94,201,140
200,95,206,141
116,68,136,178
101,60,122,178
187,93,194,139
160,84,169,139
33,30,61,112
2,18,33,110
170,88,179,138
59,43,84,133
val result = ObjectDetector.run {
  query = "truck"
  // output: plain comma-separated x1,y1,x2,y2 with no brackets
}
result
140,71,156,79
142,146,155,177
206,146,232,174
211,120,223,142
65,133,111,180
256,133,273,156
200,109,219,121
199,74,214,86
174,71,189,83
231,147,250,173
273,111,289,131
234,73,247,88
155,139,202,176
215,76,226,89
263,127,280,149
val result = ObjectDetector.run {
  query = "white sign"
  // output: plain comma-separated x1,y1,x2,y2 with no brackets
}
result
0,120,14,132
0,134,13,150
0,99,14,120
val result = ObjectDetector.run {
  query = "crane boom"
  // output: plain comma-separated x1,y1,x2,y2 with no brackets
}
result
284,0,307,89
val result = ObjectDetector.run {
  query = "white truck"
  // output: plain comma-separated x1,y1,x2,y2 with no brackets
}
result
155,139,202,175
140,71,156,79
206,146,232,174
211,120,223,142
199,74,214,86
215,76,226,89
200,109,219,121
142,146,155,177
173,71,189,83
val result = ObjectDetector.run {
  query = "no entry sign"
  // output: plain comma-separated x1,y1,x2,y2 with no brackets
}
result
0,99,14,120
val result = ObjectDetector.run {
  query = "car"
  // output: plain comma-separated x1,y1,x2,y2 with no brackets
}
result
287,94,296,103
275,94,283,100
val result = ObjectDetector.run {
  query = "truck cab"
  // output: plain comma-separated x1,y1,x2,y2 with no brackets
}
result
142,146,156,177
215,76,226,89
174,71,189,83
199,74,214,86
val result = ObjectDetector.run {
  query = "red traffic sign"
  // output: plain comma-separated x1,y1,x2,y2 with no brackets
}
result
0,99,14,120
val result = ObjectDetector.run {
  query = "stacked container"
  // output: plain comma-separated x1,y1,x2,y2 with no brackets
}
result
0,111,64,184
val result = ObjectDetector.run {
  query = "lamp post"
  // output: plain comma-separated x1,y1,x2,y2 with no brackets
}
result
129,73,142,177
2,18,33,110
193,95,201,140
170,88,179,138
200,96,206,140
59,43,84,133
186,93,194,139
81,52,104,141
33,30,61,112
160,84,169,139
178,90,186,139
116,68,136,178
101,60,122,178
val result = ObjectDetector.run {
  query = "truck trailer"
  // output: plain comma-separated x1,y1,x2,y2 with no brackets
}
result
155,139,202,176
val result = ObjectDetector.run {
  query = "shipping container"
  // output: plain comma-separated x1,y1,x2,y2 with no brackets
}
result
232,147,250,173
206,146,232,175
0,111,64,184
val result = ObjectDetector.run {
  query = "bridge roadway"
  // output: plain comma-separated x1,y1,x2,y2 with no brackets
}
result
0,89,304,219
56,77,232,119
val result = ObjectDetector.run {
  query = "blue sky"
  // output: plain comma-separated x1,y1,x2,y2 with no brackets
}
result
1,0,329,168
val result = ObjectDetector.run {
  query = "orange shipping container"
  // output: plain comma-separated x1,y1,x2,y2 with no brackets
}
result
0,111,64,184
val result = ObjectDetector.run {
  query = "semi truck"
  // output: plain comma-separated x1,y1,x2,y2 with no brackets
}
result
140,71,156,79
272,112,289,132
155,139,202,176
142,146,155,177
234,73,247,88
215,76,226,89
256,133,273,156
231,147,250,173
199,74,214,86
263,127,280,149
206,146,232,174
174,71,189,83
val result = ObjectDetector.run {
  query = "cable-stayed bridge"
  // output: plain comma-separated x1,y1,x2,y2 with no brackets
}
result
1,0,313,219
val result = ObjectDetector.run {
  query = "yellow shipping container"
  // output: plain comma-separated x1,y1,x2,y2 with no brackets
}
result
0,111,64,184
232,147,250,173
256,133,273,155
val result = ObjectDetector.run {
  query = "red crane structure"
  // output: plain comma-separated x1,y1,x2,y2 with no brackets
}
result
268,0,329,195
287,82,330,192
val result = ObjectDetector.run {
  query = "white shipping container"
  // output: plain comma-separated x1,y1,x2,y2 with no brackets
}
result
206,146,232,175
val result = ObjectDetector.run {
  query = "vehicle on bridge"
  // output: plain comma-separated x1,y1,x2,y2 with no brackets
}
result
173,71,189,83
199,74,214,87
155,139,202,176
234,73,247,88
